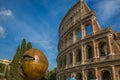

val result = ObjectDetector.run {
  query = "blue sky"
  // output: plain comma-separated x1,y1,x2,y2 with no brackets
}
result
0,0,120,70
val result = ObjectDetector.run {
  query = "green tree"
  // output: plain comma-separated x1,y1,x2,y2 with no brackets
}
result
21,38,27,54
40,76,47,80
42,67,57,80
7,45,23,80
27,42,32,50
7,39,33,80
49,67,57,80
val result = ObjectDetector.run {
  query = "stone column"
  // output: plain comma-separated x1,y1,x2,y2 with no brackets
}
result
81,45,85,64
91,16,96,34
82,70,87,80
84,45,87,63
107,34,113,55
93,40,96,58
66,53,69,68
111,65,117,80
73,31,77,43
96,45,100,58
81,24,85,39
72,50,76,66
95,67,99,80
99,71,102,80
93,40,99,62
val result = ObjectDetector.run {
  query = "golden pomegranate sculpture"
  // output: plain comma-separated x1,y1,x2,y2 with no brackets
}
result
19,48,48,80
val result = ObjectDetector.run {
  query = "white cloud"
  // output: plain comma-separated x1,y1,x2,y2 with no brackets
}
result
0,8,13,17
0,25,6,38
95,0,120,22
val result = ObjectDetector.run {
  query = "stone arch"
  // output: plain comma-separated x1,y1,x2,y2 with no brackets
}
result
76,73,82,80
63,75,67,80
86,45,93,59
86,24,92,35
87,70,96,80
101,70,112,80
99,41,108,57
76,49,82,63
77,28,82,39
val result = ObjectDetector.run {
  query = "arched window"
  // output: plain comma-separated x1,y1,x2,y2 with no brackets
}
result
102,70,112,80
99,42,108,56
77,29,82,39
69,53,73,65
87,71,96,80
76,49,82,62
76,73,82,80
86,45,93,59
86,24,92,35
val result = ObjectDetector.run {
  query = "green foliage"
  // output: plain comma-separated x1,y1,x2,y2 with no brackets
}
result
27,42,32,50
49,67,57,80
40,67,57,80
21,38,27,54
0,63,6,73
40,76,47,80
7,38,32,80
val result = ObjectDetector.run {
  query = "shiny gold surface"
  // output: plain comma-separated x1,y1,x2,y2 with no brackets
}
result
19,48,48,80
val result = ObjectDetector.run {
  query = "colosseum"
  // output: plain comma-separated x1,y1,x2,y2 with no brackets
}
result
57,0,120,80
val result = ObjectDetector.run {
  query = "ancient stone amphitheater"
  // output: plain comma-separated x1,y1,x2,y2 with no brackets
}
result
57,1,120,80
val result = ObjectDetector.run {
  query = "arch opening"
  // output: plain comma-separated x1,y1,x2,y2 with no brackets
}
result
69,53,73,65
99,42,108,57
102,70,112,80
77,29,82,39
76,49,82,63
87,71,96,80
76,73,82,80
86,46,93,59
86,24,92,35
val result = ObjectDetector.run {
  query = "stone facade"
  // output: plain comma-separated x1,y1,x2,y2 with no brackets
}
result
0,59,11,77
57,1,120,80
